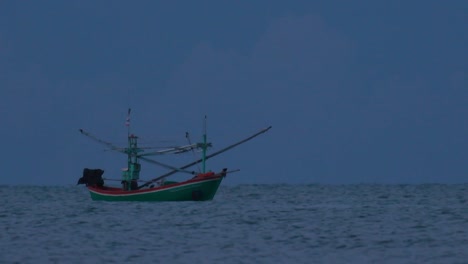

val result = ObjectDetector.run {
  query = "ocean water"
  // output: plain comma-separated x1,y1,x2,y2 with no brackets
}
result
1,184,467,264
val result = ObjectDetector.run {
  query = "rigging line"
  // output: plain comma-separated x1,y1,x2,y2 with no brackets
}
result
79,129,124,153
139,156,195,174
138,125,272,189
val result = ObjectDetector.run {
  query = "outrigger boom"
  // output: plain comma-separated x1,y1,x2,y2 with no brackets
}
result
77,113,272,202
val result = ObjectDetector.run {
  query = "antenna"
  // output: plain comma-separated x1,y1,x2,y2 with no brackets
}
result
125,108,131,137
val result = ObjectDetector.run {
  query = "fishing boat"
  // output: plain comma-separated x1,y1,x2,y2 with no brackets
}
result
77,110,271,202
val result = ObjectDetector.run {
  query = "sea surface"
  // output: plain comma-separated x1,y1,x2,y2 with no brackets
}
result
1,184,467,264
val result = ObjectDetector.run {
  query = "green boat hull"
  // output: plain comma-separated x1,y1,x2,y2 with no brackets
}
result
87,176,224,202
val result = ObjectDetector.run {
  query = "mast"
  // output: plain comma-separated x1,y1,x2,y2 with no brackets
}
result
123,108,140,190
202,115,207,173
122,134,141,190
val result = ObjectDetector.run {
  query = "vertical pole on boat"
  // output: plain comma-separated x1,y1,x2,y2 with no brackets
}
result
125,108,132,190
186,132,201,173
202,115,207,173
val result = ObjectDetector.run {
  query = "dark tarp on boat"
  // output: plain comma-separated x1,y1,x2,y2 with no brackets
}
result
77,168,104,187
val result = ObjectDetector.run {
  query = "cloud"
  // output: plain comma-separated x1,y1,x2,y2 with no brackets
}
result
0,34,12,58
251,14,352,81
2,9,465,185
159,13,467,183
163,14,354,126
160,14,355,183
449,71,466,91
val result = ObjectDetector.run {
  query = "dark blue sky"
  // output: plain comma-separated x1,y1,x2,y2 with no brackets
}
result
1,1,466,185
